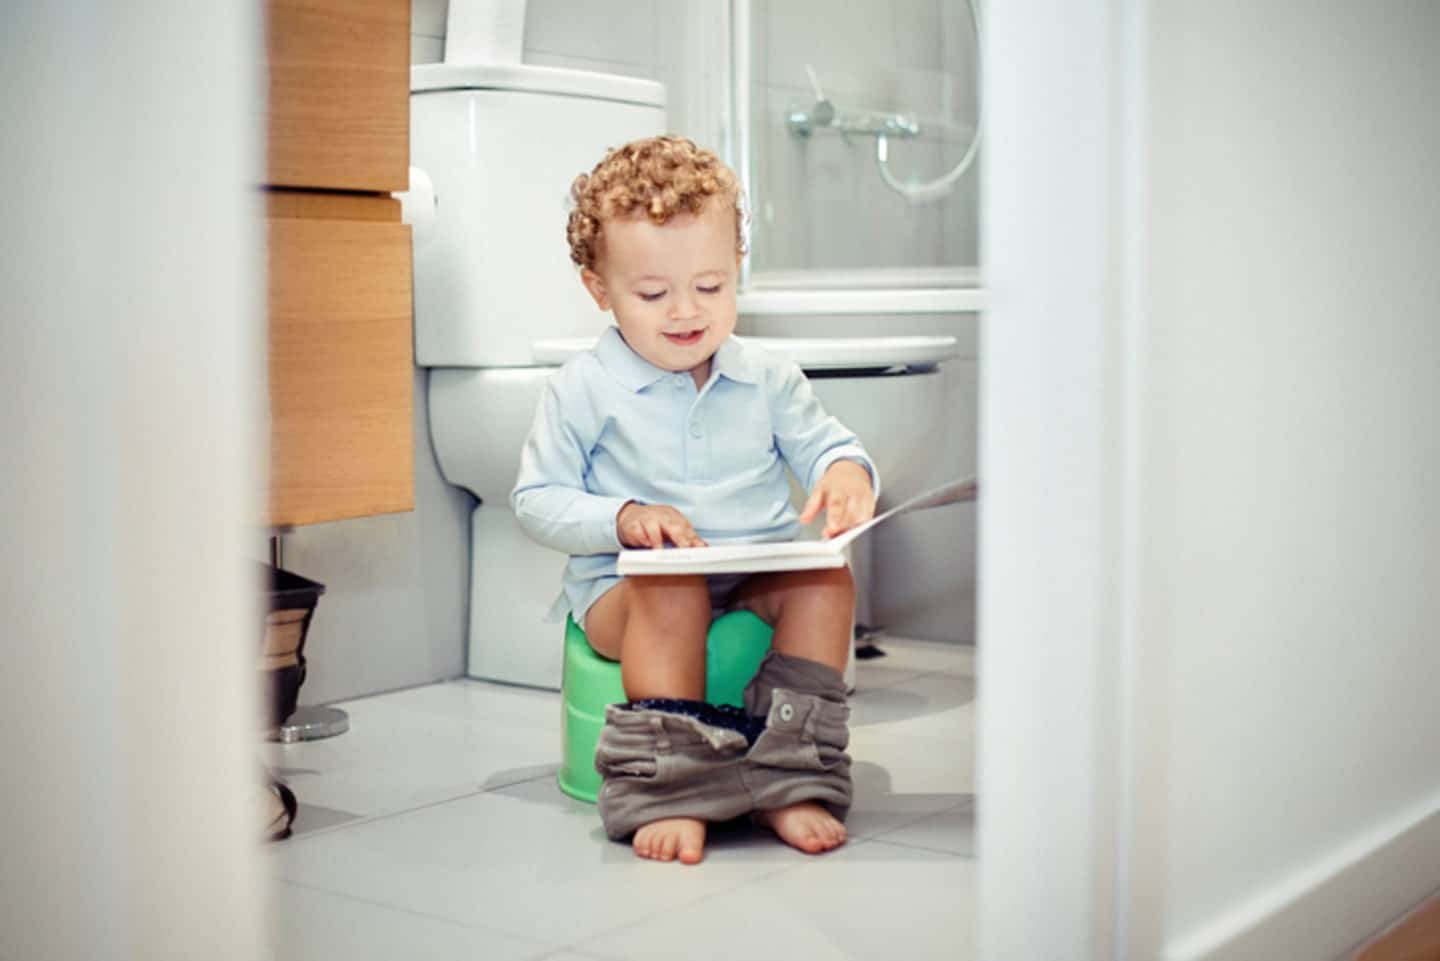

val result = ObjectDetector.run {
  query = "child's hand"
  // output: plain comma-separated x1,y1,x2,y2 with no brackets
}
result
799,461,876,538
617,502,708,549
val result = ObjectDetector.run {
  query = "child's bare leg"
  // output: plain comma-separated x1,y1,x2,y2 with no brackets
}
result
731,567,855,854
586,575,710,699
585,575,712,863
733,567,854,674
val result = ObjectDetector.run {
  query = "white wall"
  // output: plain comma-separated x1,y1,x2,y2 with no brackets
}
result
1,2,264,958
412,0,447,63
1145,3,1440,957
978,0,1440,958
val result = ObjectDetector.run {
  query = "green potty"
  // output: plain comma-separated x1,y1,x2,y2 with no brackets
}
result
558,610,774,804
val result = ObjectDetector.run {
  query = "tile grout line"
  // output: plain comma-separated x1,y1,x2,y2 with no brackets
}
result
848,794,975,845
273,877,560,951
273,766,565,846
854,663,976,693
862,836,977,860
274,785,491,845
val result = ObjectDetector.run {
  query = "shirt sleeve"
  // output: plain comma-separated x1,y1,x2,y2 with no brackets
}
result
510,370,632,556
769,361,882,498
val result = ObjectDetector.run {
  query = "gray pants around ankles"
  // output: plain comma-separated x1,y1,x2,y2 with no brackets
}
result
594,651,853,841
740,650,853,820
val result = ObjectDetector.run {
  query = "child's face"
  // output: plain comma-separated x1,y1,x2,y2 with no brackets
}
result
580,198,741,380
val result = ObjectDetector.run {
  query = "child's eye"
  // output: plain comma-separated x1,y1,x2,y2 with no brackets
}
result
637,291,666,302
697,285,722,295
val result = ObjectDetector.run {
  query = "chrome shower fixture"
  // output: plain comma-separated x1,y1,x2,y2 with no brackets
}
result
783,0,982,205
785,103,921,140
786,63,919,141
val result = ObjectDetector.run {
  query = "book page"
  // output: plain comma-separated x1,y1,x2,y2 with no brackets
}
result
829,476,979,550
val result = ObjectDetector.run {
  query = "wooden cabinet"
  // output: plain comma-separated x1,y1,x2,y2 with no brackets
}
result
265,0,409,192
263,0,413,528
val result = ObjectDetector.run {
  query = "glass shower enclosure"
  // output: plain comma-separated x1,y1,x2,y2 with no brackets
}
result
732,0,981,295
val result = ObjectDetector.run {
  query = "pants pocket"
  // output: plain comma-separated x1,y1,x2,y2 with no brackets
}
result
742,690,853,817
594,714,663,781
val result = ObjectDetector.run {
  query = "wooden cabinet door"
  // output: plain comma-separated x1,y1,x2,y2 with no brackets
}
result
264,0,410,192
266,213,414,526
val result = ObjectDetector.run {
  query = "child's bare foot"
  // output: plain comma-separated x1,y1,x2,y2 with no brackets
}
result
633,817,706,864
756,801,847,854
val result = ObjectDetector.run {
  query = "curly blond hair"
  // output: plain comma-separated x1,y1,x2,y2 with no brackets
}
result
566,135,746,271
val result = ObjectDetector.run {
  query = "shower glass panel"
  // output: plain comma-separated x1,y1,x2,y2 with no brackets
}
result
742,0,980,289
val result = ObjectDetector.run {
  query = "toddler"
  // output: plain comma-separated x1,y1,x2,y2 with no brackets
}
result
511,135,878,865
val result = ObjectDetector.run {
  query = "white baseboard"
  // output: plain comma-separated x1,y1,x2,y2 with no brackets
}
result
1166,793,1440,961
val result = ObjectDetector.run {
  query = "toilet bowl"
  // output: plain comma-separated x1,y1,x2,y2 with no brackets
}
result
409,62,960,690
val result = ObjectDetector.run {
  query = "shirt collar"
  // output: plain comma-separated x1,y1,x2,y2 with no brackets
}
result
595,326,760,392
710,335,761,385
594,326,670,391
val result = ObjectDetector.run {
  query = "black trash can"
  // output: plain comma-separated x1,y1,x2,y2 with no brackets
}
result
259,563,325,731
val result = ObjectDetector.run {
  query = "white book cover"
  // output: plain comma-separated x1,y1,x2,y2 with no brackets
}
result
616,477,979,576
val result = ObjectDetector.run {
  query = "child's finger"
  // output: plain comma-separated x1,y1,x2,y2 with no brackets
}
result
823,495,851,537
799,487,827,524
831,495,868,537
663,518,700,547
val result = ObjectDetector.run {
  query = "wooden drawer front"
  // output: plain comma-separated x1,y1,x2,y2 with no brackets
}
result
265,0,410,192
267,216,414,527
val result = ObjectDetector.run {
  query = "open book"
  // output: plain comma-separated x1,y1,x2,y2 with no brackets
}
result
617,477,979,576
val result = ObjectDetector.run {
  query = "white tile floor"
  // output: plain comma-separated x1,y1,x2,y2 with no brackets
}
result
262,637,978,961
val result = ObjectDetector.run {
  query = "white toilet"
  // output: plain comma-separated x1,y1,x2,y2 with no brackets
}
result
409,62,959,690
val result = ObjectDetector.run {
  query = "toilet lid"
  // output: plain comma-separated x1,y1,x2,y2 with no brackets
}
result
531,334,959,371
411,63,666,107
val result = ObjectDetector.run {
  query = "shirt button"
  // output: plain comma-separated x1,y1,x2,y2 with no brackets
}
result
689,421,702,438
778,703,795,723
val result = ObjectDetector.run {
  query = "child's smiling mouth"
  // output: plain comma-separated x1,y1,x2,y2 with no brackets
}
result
662,328,706,347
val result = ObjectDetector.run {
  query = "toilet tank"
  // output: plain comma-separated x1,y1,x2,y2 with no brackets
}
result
409,64,666,368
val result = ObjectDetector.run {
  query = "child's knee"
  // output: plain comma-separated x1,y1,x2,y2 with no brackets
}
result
790,566,856,608
819,565,855,599
630,574,712,620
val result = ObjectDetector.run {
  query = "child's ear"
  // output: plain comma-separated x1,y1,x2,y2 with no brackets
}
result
580,268,611,311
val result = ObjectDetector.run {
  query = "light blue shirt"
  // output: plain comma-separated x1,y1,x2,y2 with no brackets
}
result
511,325,879,620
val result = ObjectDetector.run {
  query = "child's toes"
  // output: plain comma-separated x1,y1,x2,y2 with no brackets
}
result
678,837,704,865
804,813,841,851
634,823,663,860
635,818,706,864
798,820,825,852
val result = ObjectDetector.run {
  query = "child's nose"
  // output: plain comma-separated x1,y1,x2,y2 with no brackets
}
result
670,292,700,320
